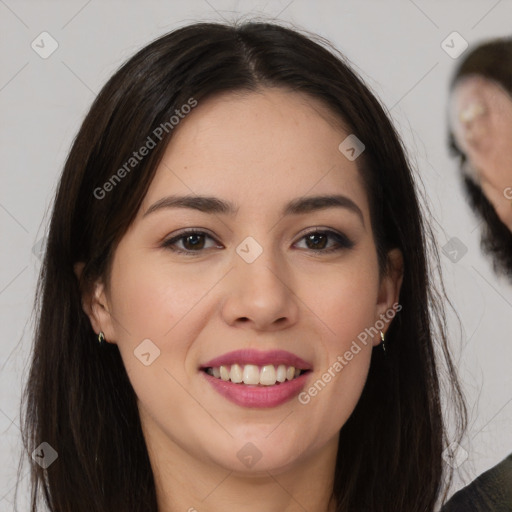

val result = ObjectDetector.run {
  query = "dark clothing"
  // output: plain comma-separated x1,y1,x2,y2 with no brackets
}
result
442,453,512,511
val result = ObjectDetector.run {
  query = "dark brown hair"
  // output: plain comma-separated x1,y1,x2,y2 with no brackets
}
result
448,37,512,280
17,20,466,511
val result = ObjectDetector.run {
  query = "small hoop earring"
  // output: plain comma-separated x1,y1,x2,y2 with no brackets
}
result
380,330,386,353
98,331,106,347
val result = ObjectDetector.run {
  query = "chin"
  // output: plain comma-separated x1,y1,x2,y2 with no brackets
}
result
207,434,311,475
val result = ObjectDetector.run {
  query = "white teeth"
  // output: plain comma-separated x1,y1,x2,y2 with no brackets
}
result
243,364,260,385
206,364,305,385
230,363,243,383
276,364,287,382
260,364,277,386
220,366,230,381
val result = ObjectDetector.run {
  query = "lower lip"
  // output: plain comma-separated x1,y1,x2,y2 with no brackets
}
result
201,371,310,408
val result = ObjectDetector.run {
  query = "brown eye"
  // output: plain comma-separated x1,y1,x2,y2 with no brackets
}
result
296,229,354,253
162,230,220,254
305,232,329,250
181,233,206,250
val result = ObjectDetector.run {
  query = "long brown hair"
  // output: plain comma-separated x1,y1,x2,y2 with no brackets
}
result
16,20,466,511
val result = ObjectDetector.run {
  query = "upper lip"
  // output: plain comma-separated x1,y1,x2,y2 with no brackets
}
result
200,349,313,370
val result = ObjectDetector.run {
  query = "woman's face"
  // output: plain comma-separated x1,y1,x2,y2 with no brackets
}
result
449,75,512,231
85,88,401,477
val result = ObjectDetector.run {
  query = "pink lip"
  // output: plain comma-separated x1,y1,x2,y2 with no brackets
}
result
201,371,311,408
200,349,313,370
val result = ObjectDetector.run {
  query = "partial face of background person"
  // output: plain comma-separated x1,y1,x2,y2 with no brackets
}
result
446,38,512,282
449,74,512,232
80,88,402,510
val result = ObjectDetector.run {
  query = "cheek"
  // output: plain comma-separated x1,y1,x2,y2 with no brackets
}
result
299,311,374,445
106,251,216,395
309,253,380,339
300,255,379,409
321,282,378,387
109,249,210,340
107,254,208,416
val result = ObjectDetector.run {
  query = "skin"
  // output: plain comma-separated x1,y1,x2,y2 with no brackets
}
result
77,88,403,512
449,75,512,231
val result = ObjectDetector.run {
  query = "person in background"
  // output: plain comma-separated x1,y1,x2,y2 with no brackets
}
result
443,37,512,512
448,37,512,281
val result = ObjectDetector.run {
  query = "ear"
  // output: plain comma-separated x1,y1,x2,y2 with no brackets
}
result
373,248,404,346
74,262,117,345
450,87,491,158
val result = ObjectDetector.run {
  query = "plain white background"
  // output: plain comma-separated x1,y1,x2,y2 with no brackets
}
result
1,0,511,509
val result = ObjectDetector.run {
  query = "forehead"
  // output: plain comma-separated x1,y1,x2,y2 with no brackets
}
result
451,75,511,110
140,88,369,221
449,75,512,151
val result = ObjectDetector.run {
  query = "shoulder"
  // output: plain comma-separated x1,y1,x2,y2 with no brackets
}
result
442,453,512,512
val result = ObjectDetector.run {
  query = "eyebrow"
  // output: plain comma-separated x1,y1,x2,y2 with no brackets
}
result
143,194,365,225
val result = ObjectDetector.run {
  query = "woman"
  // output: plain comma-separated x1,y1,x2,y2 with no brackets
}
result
16,21,466,511
443,37,512,511
448,37,512,281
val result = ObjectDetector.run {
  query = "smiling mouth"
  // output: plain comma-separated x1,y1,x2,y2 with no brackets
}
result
202,364,311,386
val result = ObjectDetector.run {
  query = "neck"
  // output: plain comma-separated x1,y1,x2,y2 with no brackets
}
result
145,427,339,512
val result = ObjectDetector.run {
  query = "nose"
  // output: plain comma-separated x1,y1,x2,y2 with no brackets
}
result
220,244,300,332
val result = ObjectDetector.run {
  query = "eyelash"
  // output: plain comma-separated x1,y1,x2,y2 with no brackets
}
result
161,228,354,256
